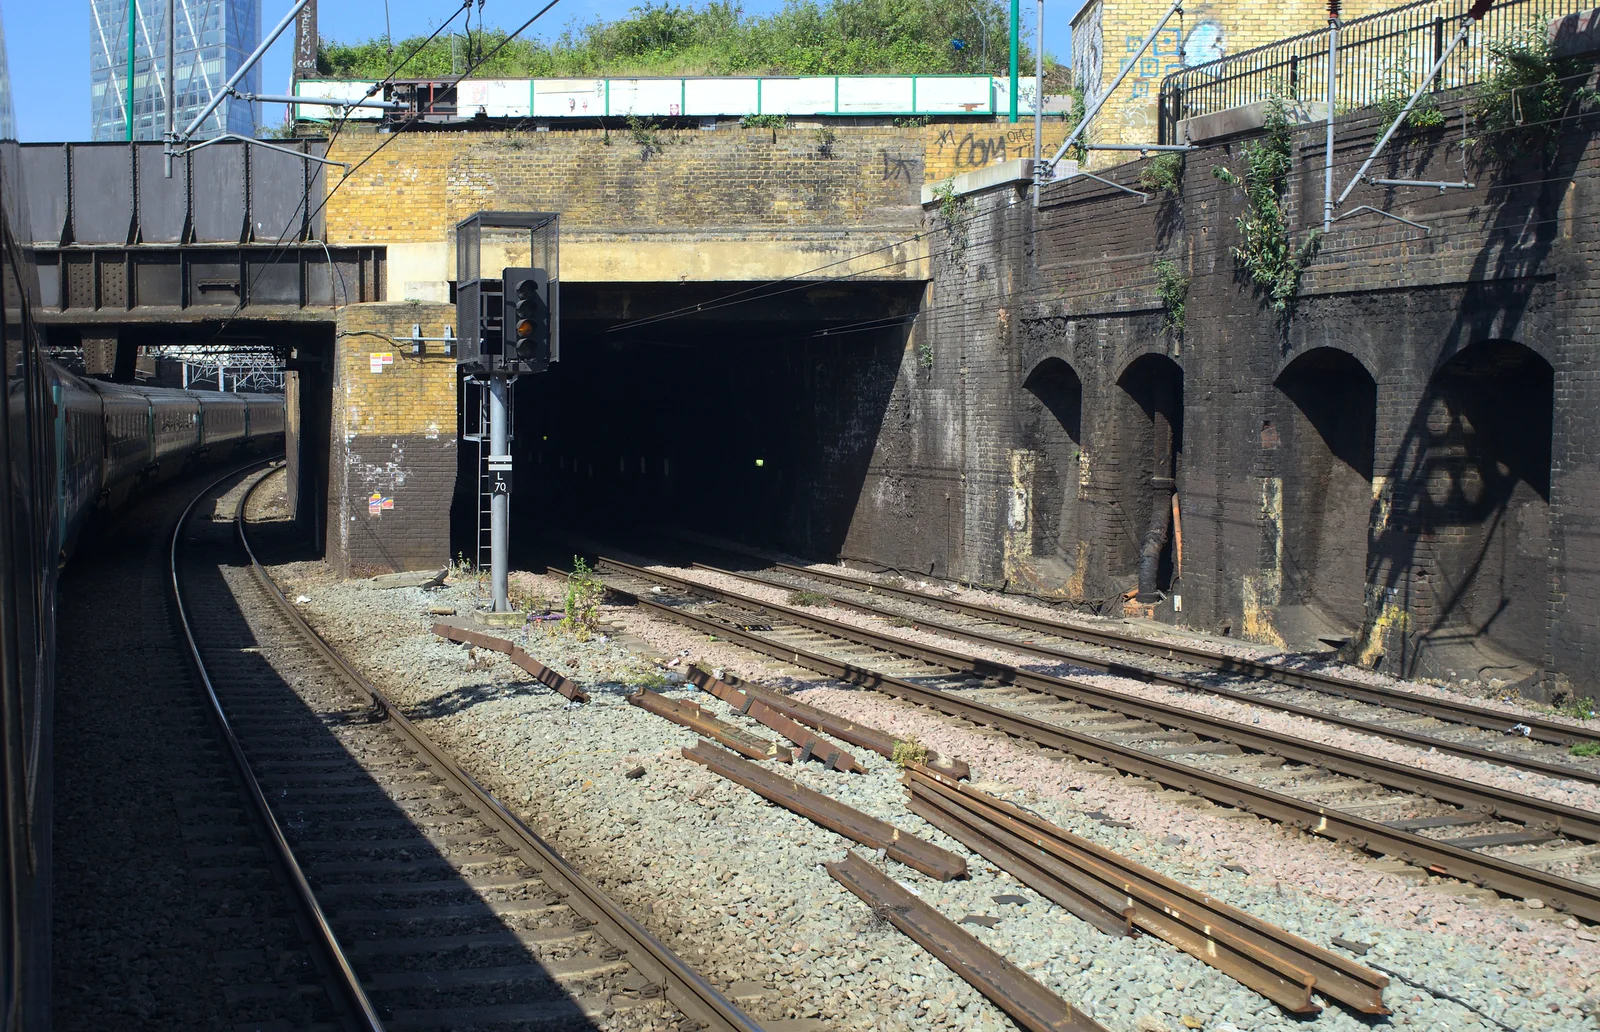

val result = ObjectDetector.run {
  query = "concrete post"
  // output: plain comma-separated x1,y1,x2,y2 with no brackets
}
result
489,373,510,612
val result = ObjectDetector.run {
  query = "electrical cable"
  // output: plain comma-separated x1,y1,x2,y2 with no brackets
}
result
205,0,566,345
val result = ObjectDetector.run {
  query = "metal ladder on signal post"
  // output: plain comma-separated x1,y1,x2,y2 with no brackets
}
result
461,378,511,571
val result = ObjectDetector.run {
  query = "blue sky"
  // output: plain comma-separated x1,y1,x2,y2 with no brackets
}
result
4,0,1080,141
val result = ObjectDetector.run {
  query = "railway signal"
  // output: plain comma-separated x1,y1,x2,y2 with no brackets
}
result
501,267,552,372
454,212,560,618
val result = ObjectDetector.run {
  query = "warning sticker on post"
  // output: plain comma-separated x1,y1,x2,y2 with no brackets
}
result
367,493,394,515
369,352,395,373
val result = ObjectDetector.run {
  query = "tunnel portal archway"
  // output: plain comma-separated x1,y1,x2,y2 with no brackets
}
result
1412,339,1552,667
1020,358,1084,579
1275,348,1377,633
1114,354,1183,600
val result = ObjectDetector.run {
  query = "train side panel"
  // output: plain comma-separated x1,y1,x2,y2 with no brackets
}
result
92,382,154,511
148,392,201,481
197,392,249,449
49,367,104,555
244,393,286,440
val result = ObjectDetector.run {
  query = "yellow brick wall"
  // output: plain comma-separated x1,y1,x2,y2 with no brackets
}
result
334,302,458,438
1078,0,1399,148
922,120,1076,182
330,301,461,576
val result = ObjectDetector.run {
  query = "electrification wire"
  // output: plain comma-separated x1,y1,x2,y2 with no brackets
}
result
206,0,566,344
597,83,1599,342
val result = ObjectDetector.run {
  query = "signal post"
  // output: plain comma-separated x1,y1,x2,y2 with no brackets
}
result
454,213,561,616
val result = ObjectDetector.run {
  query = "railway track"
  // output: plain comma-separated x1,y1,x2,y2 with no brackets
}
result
726,559,1600,780
173,467,763,1031
588,555,1600,921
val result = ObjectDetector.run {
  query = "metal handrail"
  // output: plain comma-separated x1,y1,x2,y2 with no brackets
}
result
1157,0,1589,140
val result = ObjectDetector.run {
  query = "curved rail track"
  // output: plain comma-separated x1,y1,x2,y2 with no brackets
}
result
173,467,764,1032
586,555,1600,921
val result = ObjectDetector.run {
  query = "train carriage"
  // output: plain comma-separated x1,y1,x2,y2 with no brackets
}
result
197,391,249,450
47,366,104,557
148,390,201,482
93,382,154,510
244,391,286,439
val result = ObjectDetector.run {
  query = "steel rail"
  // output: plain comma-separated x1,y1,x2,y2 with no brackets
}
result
905,766,1391,1014
827,852,1110,1032
693,563,1600,786
602,558,1600,845
747,561,1600,750
594,565,1600,920
235,479,766,1032
170,462,386,1032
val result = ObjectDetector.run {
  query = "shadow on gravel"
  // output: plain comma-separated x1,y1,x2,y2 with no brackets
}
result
183,492,610,1030
406,680,546,719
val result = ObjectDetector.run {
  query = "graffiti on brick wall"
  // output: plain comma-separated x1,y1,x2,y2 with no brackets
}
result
926,126,1051,181
881,153,916,183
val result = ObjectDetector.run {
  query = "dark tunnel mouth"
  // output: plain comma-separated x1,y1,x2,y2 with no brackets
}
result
450,280,925,567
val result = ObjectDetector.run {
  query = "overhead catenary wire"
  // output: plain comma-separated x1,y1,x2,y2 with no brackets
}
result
593,76,1597,344
207,0,565,344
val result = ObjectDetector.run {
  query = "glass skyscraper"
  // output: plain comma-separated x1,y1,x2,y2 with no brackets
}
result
89,0,261,141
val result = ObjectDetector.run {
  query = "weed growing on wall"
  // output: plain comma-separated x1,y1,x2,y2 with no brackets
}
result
626,114,665,157
740,113,787,128
814,125,837,157
1139,151,1184,194
917,338,935,370
1212,98,1320,314
1470,30,1597,164
1374,71,1447,131
932,179,972,263
1154,259,1188,335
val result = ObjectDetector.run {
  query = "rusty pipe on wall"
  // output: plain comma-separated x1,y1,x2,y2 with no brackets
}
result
1137,382,1177,601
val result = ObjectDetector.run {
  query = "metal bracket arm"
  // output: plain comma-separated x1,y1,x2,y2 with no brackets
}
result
1065,169,1150,203
1370,178,1475,191
1086,143,1198,152
1335,11,1479,207
1334,205,1433,235
172,133,352,172
237,90,407,111
1040,0,1184,179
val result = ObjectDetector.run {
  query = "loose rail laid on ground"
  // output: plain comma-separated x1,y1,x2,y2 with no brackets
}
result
682,739,968,880
591,558,1600,921
179,470,767,1032
826,852,1110,1032
905,766,1390,1015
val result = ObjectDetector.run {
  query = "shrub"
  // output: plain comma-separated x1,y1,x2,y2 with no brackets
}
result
559,557,607,640
1470,30,1597,164
1138,151,1184,194
1211,97,1320,314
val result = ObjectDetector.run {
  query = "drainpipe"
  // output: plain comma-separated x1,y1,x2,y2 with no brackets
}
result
1323,1,1339,232
1137,379,1177,601
1009,0,1021,123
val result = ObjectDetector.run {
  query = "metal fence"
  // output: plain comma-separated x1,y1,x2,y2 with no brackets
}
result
1157,0,1588,141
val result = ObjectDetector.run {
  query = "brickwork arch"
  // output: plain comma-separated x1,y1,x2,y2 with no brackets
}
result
1274,347,1378,634
1019,357,1086,589
1378,338,1553,672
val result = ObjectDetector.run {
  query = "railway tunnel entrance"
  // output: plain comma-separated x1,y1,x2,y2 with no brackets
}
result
474,281,921,565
